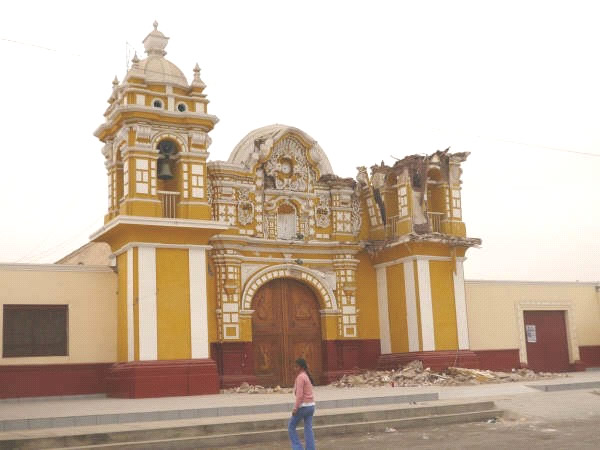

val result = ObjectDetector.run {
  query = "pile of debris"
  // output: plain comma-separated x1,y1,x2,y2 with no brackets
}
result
222,382,293,394
330,360,562,388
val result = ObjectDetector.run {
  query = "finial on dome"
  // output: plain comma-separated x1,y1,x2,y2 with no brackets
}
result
192,63,206,90
143,21,169,57
132,52,139,64
112,76,119,87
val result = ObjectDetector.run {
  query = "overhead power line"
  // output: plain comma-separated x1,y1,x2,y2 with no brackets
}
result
475,135,600,158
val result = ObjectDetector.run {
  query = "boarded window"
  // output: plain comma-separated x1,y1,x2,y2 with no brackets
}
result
3,305,68,357
277,203,297,240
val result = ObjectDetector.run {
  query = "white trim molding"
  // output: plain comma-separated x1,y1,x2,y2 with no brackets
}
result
113,242,212,257
453,260,470,350
126,248,134,361
241,264,338,311
416,259,435,351
90,215,229,240
403,262,420,352
137,246,158,360
189,248,209,359
376,266,392,354
373,255,465,270
0,264,114,273
516,300,580,365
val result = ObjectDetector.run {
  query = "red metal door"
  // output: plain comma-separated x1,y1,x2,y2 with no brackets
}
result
524,310,570,372
252,279,322,386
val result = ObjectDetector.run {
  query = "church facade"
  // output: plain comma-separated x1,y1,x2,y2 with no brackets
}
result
1,24,597,399
88,23,480,396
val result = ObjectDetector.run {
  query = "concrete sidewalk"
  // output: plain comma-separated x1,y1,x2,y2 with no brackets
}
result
0,371,598,426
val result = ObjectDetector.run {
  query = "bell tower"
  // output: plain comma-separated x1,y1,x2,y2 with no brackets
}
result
91,23,227,398
95,21,217,223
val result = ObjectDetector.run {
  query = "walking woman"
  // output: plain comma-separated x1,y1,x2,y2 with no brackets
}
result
288,358,316,450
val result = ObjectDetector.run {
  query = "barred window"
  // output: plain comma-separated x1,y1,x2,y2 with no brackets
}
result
3,305,68,357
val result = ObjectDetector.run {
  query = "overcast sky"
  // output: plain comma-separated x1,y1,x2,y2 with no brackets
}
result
1,0,598,281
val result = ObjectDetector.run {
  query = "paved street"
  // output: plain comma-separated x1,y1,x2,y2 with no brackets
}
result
231,389,600,449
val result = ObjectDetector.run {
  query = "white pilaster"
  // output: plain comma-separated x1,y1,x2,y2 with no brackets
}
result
126,248,134,361
403,262,420,352
453,260,470,350
189,248,209,359
376,266,392,354
138,246,158,360
416,259,435,351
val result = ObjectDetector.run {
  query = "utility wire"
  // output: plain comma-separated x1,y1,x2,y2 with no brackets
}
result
3,35,600,160
475,135,600,158
16,216,104,264
0,36,201,80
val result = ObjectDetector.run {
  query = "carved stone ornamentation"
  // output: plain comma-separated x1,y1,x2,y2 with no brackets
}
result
351,194,362,236
237,188,254,225
206,183,213,205
315,194,331,228
263,137,310,191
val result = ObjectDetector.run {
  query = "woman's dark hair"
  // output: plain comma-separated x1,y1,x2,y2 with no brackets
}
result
295,358,315,385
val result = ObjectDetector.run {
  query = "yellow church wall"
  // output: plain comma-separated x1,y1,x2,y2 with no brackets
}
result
465,281,600,351
321,315,339,340
0,265,117,365
371,241,455,267
146,84,167,93
119,199,161,218
239,316,253,342
386,264,409,353
116,253,128,362
178,203,212,220
443,221,467,237
155,248,191,360
429,260,459,350
355,252,379,340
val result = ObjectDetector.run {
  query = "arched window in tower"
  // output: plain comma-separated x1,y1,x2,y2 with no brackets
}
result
426,168,445,233
277,202,297,240
156,139,179,218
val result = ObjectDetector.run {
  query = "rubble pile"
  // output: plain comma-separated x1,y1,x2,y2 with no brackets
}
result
222,382,293,394
331,360,562,388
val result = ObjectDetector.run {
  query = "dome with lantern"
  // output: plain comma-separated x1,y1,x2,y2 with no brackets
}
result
124,21,190,89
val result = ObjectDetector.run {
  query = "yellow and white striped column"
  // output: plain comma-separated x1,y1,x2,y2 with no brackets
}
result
121,244,211,362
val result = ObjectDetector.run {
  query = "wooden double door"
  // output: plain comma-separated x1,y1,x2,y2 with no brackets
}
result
252,279,323,387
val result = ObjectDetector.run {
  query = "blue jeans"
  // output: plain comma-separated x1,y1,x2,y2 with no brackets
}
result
288,405,315,450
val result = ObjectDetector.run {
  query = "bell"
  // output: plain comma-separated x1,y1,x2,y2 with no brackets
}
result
157,159,174,180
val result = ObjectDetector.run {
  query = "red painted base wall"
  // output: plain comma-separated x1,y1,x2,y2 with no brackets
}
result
378,350,480,372
580,346,600,368
211,342,259,388
322,339,381,383
105,359,219,398
0,363,111,399
475,349,521,371
211,340,381,387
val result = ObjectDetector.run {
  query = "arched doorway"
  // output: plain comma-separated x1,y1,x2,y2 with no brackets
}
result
252,278,323,387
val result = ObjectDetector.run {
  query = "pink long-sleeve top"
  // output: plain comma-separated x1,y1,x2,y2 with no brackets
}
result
293,371,315,410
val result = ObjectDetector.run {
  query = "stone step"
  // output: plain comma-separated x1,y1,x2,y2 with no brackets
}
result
528,380,600,392
0,401,501,449
0,392,438,432
90,410,503,449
